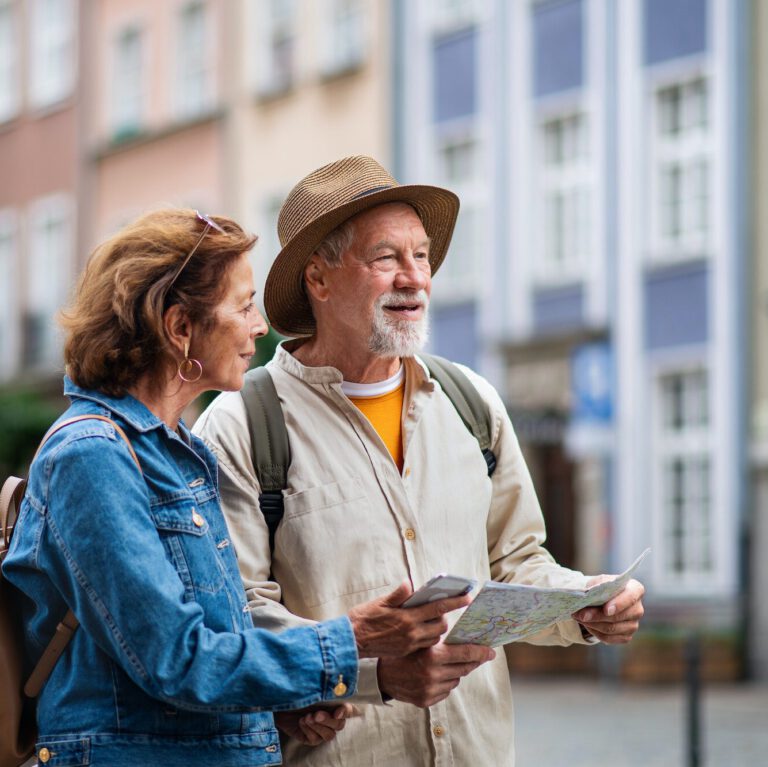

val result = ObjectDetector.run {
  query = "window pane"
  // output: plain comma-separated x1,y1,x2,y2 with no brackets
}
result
113,27,142,133
433,28,477,123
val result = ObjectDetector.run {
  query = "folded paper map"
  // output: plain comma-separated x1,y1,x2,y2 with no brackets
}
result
445,548,650,647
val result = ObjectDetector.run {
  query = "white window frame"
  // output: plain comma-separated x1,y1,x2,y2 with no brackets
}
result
533,107,593,286
25,194,74,370
319,0,366,77
28,0,77,110
0,0,20,123
175,0,214,119
0,208,19,379
651,363,716,594
431,121,485,302
255,0,298,96
431,0,483,34
110,23,145,137
648,70,712,263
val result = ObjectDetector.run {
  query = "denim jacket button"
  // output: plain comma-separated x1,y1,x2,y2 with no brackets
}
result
333,675,347,697
192,511,205,527
38,748,51,763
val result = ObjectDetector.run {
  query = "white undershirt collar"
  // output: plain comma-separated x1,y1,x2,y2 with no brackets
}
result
341,364,405,398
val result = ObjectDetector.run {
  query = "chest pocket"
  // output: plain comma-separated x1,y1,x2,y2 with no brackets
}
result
277,478,389,608
151,500,226,598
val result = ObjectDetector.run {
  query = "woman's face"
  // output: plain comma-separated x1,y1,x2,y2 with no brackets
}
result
194,252,267,392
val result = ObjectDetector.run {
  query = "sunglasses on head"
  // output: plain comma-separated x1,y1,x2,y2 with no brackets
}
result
167,210,227,291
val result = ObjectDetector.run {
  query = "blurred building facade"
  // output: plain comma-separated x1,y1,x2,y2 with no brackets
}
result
0,0,765,679
752,0,768,680
395,0,755,678
0,0,80,387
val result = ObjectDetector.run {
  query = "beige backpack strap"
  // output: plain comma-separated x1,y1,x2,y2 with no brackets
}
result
15,414,141,698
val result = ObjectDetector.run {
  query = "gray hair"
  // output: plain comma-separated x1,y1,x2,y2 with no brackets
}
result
314,218,356,267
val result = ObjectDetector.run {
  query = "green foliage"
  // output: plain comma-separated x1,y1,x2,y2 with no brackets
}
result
0,389,67,474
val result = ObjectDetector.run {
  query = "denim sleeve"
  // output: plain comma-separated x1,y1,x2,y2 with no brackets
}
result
40,433,358,713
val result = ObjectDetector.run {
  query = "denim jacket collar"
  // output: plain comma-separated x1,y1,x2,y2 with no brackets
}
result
63,376,189,439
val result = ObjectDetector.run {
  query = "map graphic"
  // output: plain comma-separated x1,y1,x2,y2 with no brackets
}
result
445,549,650,647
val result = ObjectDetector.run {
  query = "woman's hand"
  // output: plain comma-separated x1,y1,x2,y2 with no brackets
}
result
275,704,360,746
347,581,471,658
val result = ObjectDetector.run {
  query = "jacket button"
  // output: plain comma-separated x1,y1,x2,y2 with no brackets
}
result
265,744,278,753
38,748,51,763
433,725,445,737
404,528,416,541
192,511,205,527
333,675,348,696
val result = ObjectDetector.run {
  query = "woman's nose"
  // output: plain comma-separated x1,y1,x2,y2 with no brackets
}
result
251,310,268,339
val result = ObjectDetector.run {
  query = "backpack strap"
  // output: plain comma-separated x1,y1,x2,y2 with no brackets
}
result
420,353,497,477
240,368,290,553
0,414,141,698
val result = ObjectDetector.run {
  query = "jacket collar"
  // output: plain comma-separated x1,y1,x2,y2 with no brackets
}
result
272,342,434,390
63,377,171,434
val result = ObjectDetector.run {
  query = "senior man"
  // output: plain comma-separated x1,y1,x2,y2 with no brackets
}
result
194,156,645,765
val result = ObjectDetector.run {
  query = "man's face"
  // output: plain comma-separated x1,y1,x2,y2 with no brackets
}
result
323,203,432,357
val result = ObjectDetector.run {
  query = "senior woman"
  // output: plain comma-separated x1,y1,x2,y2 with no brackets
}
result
2,209,471,767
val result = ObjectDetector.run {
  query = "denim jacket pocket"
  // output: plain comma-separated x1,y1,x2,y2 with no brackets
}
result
150,500,226,598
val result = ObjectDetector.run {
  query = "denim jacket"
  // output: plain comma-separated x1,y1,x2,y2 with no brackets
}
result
2,379,358,767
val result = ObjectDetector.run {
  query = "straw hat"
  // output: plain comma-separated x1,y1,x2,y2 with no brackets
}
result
263,155,459,336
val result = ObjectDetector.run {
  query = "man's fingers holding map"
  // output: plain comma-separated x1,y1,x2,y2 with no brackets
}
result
573,578,646,644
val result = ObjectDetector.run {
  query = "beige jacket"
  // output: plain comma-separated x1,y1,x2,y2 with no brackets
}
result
194,343,592,766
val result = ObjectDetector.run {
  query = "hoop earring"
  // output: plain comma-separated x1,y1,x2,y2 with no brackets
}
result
177,341,203,383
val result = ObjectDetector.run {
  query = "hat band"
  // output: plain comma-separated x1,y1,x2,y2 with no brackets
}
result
352,184,393,200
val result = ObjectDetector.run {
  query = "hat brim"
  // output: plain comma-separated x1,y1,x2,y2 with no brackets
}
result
264,184,460,337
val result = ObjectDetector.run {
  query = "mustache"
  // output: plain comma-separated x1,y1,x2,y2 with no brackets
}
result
375,290,430,309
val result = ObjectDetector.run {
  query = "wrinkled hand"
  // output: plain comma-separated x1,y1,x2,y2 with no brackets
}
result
275,704,360,746
377,642,496,708
348,581,472,659
572,577,645,644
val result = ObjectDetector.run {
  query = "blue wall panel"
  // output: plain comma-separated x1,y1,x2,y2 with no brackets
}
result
644,0,708,65
644,260,709,349
430,301,478,369
533,0,584,98
433,29,477,123
533,284,585,334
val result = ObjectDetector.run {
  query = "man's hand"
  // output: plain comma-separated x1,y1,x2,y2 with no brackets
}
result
275,704,360,746
348,581,472,658
377,642,495,708
572,577,645,644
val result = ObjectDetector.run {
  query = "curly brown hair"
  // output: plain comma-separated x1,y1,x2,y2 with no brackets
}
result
61,208,258,396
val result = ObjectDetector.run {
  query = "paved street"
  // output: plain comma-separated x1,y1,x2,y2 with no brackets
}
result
512,677,768,766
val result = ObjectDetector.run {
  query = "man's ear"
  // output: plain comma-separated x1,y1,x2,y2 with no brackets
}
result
304,255,331,302
164,304,193,357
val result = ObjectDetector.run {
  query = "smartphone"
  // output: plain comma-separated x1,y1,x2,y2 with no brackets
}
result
401,574,476,608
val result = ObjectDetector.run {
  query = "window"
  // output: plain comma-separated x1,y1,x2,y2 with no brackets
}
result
111,26,144,139
432,0,479,32
651,77,711,258
536,112,591,283
433,135,483,296
0,209,17,377
532,0,584,98
655,369,713,587
177,0,212,118
257,0,297,95
29,0,76,109
320,0,365,76
433,27,477,124
0,1,19,122
25,195,73,369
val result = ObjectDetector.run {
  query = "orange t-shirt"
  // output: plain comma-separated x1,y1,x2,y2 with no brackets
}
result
349,383,405,471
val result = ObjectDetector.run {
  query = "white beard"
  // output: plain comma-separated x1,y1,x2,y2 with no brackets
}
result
368,290,430,358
